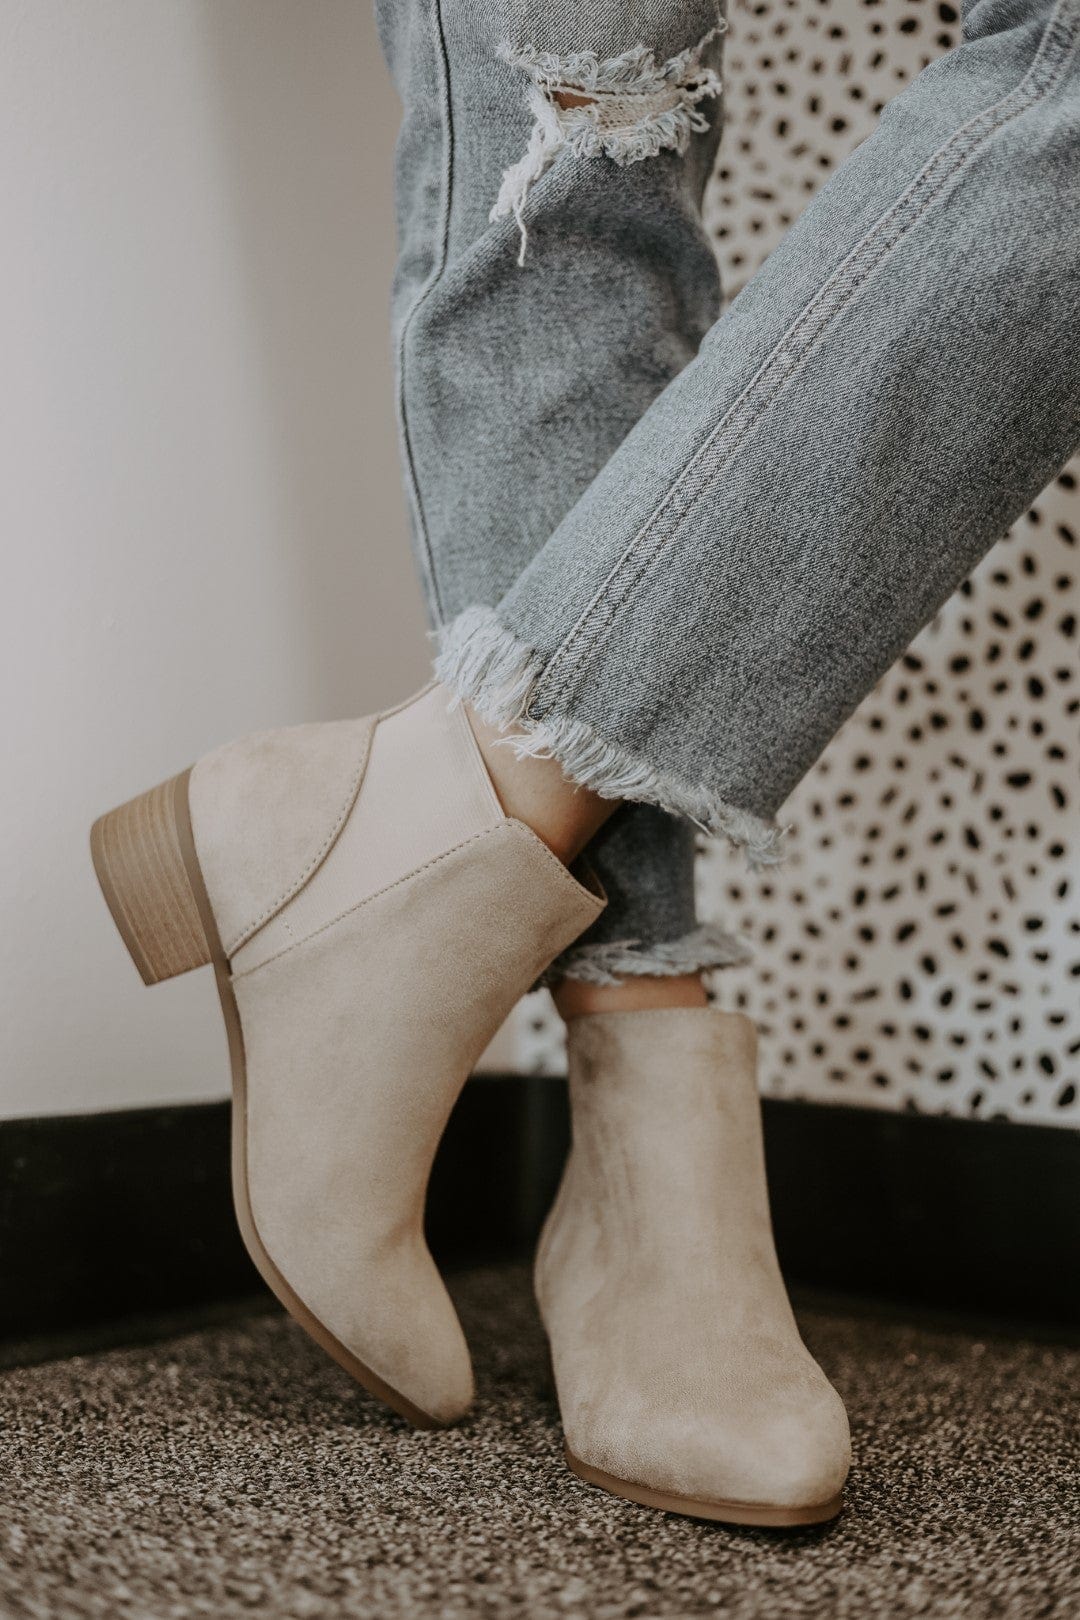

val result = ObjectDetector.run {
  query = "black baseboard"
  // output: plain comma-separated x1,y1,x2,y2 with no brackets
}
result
2,1081,1077,1346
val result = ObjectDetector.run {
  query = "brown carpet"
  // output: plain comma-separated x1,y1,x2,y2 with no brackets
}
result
0,1265,1076,1619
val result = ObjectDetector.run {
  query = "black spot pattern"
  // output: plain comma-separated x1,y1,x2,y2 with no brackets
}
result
709,0,962,299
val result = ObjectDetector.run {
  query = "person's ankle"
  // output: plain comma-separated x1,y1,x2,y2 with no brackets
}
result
552,972,709,1022
464,700,615,864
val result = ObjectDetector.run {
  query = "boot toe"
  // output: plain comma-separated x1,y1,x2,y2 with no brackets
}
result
572,1346,850,1513
305,1241,476,1427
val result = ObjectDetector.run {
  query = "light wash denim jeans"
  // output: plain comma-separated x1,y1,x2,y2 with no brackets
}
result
377,0,1080,983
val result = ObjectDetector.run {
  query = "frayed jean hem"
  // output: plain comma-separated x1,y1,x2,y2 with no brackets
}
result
435,603,787,867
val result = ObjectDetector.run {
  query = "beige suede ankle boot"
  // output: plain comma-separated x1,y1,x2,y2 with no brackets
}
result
537,1008,850,1525
91,684,604,1428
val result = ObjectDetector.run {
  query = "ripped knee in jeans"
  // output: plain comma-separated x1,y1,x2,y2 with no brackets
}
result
491,14,726,265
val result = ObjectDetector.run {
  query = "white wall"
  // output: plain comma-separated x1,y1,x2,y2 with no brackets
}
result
1,1,430,1117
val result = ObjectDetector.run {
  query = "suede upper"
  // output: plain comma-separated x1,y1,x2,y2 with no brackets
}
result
537,1008,850,1509
236,819,603,1423
188,686,605,1424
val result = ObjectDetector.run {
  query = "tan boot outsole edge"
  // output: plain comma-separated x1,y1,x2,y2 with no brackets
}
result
91,770,445,1431
564,1446,844,1527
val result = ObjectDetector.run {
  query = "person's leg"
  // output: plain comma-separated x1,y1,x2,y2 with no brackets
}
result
374,0,748,993
438,0,1080,865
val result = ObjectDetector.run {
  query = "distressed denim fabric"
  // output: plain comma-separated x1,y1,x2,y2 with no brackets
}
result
384,0,1080,974
375,0,743,981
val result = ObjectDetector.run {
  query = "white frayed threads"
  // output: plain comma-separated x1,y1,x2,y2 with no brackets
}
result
492,25,725,265
433,603,543,728
435,605,788,869
547,924,753,987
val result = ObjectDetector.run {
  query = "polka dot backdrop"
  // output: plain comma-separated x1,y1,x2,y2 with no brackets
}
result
513,0,1080,1129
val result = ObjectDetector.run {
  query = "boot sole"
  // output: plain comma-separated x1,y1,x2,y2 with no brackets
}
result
565,1446,844,1527
91,769,444,1430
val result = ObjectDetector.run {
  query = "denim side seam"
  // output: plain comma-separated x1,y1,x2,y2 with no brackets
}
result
395,0,455,625
528,0,1080,714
